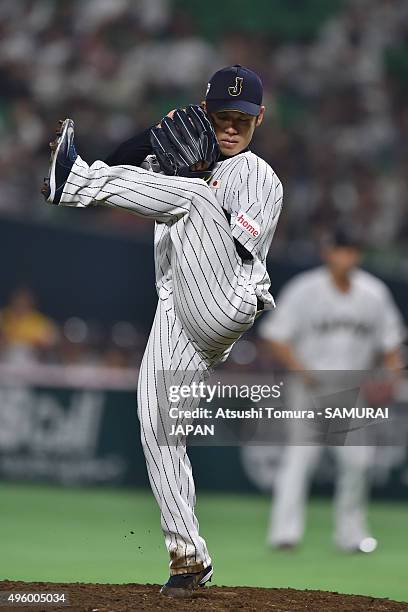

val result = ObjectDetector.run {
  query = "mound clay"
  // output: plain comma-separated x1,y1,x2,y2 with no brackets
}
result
1,581,407,611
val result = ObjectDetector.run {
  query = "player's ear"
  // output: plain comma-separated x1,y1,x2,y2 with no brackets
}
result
201,101,216,126
256,106,265,127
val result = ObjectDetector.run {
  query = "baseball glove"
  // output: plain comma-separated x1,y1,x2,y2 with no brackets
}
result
150,105,220,180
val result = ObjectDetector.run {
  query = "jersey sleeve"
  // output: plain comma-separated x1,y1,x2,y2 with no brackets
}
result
104,127,153,166
230,155,283,258
258,279,303,343
376,287,406,352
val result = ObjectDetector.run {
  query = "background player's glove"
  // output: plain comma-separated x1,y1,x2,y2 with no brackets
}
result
150,105,220,180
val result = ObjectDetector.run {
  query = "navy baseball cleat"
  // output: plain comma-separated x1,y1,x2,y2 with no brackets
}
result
42,118,77,205
160,564,213,598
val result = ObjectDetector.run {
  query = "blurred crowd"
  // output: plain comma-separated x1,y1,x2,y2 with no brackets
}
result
1,0,408,255
0,286,147,368
0,286,268,370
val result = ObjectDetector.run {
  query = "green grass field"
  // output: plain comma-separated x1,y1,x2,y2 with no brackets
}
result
0,483,407,602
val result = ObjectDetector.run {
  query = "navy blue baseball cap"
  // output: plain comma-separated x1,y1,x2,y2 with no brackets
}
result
205,65,263,116
325,227,363,249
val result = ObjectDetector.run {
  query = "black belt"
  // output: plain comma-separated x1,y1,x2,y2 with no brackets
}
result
257,299,264,312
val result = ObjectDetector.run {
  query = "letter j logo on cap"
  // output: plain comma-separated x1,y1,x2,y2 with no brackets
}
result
228,77,243,97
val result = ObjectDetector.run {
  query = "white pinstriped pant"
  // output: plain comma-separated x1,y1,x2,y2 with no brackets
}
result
59,157,258,574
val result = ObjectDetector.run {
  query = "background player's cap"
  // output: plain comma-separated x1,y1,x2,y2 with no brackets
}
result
205,65,263,116
324,227,363,249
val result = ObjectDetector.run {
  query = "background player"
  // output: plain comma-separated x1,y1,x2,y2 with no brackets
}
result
259,229,405,552
43,65,283,597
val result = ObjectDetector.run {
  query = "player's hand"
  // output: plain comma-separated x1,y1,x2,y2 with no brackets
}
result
191,161,210,172
361,378,395,407
301,370,319,388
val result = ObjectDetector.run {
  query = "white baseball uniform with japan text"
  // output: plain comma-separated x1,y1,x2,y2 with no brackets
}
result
258,266,404,548
259,266,404,370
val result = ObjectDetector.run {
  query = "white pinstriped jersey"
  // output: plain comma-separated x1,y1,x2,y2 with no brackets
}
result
151,151,283,308
59,148,284,574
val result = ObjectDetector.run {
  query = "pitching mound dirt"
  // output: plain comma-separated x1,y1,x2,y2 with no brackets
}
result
1,581,407,611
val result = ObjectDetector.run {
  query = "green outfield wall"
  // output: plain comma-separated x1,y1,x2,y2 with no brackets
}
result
0,367,407,498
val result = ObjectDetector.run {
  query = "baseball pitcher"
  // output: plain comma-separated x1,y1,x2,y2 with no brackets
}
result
42,66,283,597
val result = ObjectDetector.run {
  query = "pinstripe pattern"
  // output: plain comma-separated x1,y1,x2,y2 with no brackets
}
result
138,294,211,574
58,152,282,574
208,152,283,308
